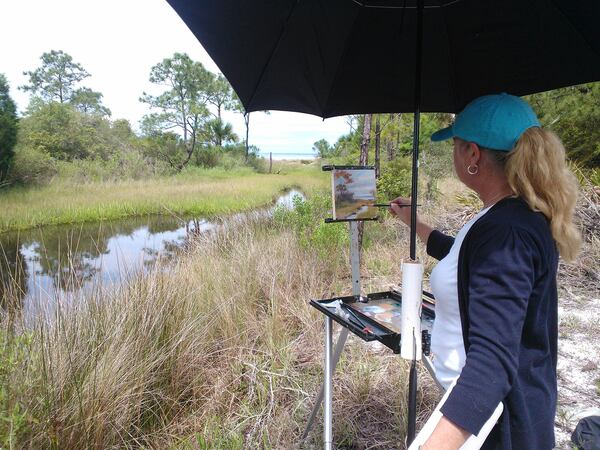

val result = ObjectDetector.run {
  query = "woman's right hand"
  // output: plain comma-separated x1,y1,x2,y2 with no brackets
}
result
389,196,413,227
389,196,434,244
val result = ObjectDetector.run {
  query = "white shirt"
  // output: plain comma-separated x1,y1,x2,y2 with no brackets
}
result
429,206,492,390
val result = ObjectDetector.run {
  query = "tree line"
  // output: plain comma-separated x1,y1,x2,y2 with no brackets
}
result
312,85,600,200
1,50,599,187
0,50,266,186
313,112,457,201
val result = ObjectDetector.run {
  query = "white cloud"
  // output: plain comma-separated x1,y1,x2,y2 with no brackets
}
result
1,0,350,155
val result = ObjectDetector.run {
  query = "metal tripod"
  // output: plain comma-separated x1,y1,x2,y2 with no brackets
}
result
301,221,361,449
301,220,439,448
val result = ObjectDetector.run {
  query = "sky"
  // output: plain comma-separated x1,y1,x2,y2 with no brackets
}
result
0,0,351,157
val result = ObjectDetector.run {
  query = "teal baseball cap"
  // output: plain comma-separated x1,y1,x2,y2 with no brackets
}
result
431,93,540,151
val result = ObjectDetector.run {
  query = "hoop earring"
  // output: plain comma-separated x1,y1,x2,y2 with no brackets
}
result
467,164,479,175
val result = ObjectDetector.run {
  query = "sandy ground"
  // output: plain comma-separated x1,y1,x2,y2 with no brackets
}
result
554,289,600,449
554,185,600,449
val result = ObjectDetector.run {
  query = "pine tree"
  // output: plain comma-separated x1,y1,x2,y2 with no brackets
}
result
0,74,18,181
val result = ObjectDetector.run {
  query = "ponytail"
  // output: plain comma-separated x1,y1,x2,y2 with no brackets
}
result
504,127,581,262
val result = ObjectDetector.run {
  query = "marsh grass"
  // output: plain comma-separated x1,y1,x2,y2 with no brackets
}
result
3,166,598,449
0,194,442,449
10,179,598,449
0,165,328,233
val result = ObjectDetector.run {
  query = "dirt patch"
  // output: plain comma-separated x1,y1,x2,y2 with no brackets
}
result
555,295,600,448
555,185,600,448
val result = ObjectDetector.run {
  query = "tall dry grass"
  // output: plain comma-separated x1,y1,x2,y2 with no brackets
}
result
1,204,439,449
3,170,598,449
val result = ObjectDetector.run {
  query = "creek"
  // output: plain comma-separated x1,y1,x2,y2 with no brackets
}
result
0,190,303,317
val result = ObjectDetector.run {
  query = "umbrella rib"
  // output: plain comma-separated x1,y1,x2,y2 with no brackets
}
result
350,0,465,9
245,0,302,112
549,0,600,59
440,4,459,110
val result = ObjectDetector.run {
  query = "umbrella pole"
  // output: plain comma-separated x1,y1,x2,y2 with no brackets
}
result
410,0,424,260
407,0,424,446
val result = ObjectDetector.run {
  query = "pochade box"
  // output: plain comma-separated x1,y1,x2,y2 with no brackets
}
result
310,290,435,355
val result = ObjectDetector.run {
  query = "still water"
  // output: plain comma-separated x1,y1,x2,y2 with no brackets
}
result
0,190,303,316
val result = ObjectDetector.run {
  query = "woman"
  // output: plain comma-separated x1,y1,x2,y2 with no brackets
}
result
390,94,581,450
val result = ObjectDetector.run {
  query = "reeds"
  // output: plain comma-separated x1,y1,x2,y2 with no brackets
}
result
5,181,597,448
0,165,327,233
1,209,439,449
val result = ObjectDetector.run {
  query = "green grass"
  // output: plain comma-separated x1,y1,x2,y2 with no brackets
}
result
0,194,442,448
1,170,596,448
0,164,328,233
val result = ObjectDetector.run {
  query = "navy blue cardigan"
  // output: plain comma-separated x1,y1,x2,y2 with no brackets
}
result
426,197,559,450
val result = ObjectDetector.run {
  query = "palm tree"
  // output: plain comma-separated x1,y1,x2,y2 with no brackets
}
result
207,118,238,147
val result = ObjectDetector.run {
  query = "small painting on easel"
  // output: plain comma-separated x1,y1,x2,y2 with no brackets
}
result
332,168,378,220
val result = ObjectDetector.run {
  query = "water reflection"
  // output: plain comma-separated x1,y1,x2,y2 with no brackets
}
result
0,190,303,316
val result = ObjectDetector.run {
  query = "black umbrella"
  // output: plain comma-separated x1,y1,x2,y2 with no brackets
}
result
166,0,600,260
166,0,600,117
165,0,600,446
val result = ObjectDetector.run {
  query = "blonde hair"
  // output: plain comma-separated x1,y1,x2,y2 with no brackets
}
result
504,127,581,262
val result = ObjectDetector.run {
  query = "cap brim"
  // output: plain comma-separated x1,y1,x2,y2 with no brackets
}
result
431,126,453,142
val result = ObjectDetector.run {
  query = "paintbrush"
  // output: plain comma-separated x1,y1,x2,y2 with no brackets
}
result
374,203,420,208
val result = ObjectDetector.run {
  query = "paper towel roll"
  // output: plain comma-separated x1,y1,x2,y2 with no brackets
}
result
400,260,423,360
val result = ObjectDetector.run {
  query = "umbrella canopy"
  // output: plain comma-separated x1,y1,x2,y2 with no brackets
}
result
166,0,600,117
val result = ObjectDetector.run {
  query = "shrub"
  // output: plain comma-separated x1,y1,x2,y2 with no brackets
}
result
272,192,348,258
192,145,270,173
106,149,172,179
51,149,173,183
222,144,269,173
17,102,113,162
56,158,108,183
9,146,57,185
245,153,268,173
420,140,454,200
377,157,412,201
218,152,240,171
195,147,222,168
311,221,349,258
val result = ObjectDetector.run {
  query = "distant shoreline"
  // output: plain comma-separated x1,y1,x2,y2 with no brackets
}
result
258,152,315,161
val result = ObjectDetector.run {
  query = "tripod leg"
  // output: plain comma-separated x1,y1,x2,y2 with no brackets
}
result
324,317,333,450
303,222,361,445
300,327,349,441
407,358,418,444
422,355,444,392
